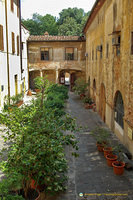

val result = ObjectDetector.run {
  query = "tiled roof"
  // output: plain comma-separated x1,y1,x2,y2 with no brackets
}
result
28,35,85,42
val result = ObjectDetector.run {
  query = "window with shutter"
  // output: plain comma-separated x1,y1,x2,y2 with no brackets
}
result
131,32,133,55
11,0,14,12
74,48,78,60
65,48,78,60
0,25,4,51
40,48,49,60
17,35,19,56
12,32,15,54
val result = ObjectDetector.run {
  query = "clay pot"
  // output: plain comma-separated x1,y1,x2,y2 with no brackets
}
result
96,142,104,152
112,161,125,175
103,147,112,157
16,100,23,107
80,93,85,99
35,89,41,93
27,90,32,96
31,179,45,192
106,154,118,167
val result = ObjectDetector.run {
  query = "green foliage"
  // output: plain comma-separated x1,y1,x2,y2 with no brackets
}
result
4,94,23,111
58,17,81,36
22,8,90,36
22,13,58,35
90,127,110,144
0,178,24,200
73,78,88,95
0,78,79,197
83,97,93,104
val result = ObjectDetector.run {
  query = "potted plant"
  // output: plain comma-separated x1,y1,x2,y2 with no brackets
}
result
73,78,88,99
90,127,110,152
83,97,94,109
106,154,118,167
112,145,125,175
103,147,112,157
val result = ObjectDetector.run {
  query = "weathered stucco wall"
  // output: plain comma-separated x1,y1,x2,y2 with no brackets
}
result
85,0,133,155
28,40,86,86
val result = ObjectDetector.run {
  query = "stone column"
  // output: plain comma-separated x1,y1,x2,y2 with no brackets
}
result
56,67,59,84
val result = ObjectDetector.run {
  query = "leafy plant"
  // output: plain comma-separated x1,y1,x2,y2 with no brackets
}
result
90,127,110,145
83,96,93,104
0,77,79,198
73,78,88,95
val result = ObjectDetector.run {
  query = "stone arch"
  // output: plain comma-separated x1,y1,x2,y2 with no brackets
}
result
114,90,124,129
99,83,106,122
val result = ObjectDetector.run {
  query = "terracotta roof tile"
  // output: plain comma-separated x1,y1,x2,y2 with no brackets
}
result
28,35,85,42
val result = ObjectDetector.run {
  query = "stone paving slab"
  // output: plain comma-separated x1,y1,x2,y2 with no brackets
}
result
61,92,133,200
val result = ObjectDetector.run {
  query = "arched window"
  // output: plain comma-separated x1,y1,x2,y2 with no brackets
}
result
114,91,124,128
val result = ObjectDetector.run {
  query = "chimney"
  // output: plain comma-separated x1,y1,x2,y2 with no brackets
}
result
44,31,49,36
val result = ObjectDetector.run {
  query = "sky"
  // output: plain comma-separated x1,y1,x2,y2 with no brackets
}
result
21,0,96,19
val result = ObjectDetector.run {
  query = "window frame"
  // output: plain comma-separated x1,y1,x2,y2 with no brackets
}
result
114,91,124,129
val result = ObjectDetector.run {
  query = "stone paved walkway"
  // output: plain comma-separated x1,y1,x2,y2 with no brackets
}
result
55,92,133,200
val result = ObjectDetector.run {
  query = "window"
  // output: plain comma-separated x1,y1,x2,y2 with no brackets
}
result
106,43,109,58
116,36,121,56
40,48,52,61
96,49,97,60
100,45,103,59
0,25,4,51
65,48,77,60
114,91,124,128
92,49,94,60
11,0,14,12
17,35,19,56
131,32,133,55
12,32,15,54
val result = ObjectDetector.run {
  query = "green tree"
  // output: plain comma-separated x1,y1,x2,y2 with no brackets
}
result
58,17,81,36
22,13,58,35
58,7,85,25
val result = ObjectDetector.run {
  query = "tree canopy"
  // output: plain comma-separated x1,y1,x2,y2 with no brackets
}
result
22,8,90,36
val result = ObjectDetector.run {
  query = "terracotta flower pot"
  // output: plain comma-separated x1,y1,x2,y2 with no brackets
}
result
31,179,45,192
80,93,85,99
106,154,118,167
96,142,104,152
16,100,23,107
103,147,112,157
84,103,90,109
35,89,41,93
27,90,32,96
112,161,125,175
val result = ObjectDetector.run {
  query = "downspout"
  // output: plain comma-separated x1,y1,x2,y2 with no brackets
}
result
19,0,23,80
5,0,10,100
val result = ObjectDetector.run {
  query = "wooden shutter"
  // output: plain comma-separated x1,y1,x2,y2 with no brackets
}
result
12,32,15,54
17,35,19,55
11,0,14,12
0,25,4,51
17,0,19,17
74,48,78,60
49,48,53,60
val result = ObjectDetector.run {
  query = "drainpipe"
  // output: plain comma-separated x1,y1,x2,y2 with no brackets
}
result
5,0,10,100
